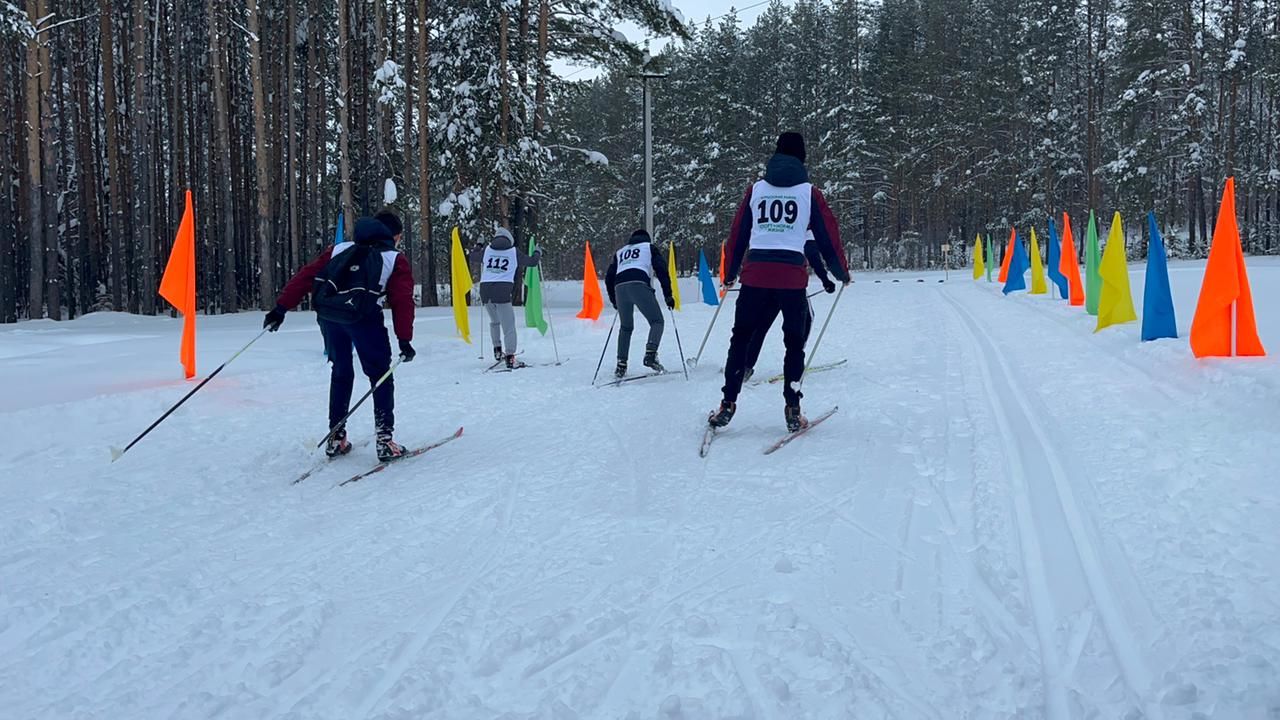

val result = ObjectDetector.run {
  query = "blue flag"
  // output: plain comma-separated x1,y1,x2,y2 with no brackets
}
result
1046,218,1068,299
1002,232,1030,294
334,212,344,245
698,249,720,306
1141,212,1177,341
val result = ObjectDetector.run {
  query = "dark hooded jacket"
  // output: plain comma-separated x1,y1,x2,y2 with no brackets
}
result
723,153,850,290
275,217,416,340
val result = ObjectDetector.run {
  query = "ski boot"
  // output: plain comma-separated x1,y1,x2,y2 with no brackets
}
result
708,400,736,428
505,354,526,370
614,360,627,379
325,427,353,458
643,349,665,374
376,431,407,462
785,404,808,433
743,367,755,382
493,346,504,362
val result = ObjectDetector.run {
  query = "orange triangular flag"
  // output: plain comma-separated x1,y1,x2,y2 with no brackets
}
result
1190,177,1266,358
577,241,603,320
1059,212,1085,306
997,227,1015,282
718,242,727,298
158,190,197,378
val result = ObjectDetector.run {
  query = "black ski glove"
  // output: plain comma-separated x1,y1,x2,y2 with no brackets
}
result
398,339,416,362
263,305,286,331
665,294,676,310
822,278,836,294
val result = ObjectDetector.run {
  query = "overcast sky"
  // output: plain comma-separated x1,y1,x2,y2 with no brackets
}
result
554,0,788,80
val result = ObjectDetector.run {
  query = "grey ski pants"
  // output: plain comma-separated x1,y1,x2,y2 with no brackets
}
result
615,281,664,361
485,302,518,354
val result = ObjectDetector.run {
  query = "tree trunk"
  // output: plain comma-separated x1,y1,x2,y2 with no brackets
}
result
498,10,510,219
247,0,274,308
1,47,15,322
287,0,299,273
417,0,437,305
24,0,45,319
338,0,354,233
41,46,60,320
131,0,154,314
209,0,237,312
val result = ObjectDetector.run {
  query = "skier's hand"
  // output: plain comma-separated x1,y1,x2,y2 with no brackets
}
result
723,278,735,290
665,295,676,310
263,306,286,332
398,340,416,362
822,278,836,294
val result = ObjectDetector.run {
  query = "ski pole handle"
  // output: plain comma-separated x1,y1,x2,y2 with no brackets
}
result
111,329,268,462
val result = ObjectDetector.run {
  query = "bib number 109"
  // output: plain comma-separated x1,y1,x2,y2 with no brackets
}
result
756,199,799,225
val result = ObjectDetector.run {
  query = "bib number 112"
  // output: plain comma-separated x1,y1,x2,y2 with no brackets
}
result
756,199,799,225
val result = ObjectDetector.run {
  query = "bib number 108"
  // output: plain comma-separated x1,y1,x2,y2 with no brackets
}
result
621,248,642,261
756,199,799,225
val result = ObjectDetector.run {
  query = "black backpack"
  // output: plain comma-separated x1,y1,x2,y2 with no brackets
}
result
312,244,387,324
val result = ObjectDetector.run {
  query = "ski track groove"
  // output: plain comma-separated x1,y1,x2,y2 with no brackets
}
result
940,287,1163,720
347,474,522,719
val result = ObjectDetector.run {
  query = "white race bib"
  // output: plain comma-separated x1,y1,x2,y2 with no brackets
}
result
615,243,653,278
481,246,518,283
747,181,812,253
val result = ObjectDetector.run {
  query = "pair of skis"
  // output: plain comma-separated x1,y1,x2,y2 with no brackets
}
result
700,406,839,458
291,426,464,486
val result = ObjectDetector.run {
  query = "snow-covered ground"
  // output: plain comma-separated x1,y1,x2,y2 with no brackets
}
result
2,259,1278,719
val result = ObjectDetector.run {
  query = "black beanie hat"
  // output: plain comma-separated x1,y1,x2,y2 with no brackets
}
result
630,228,651,242
375,209,403,236
775,132,806,163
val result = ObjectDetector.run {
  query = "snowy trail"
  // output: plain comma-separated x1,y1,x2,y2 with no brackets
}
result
942,289,1161,718
2,266,1278,718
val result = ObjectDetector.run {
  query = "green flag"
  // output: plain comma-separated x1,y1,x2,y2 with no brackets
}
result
1085,210,1102,316
523,236,548,335
985,236,994,282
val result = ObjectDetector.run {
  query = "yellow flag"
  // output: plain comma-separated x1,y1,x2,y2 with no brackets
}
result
972,234,985,280
667,242,681,310
1096,212,1137,331
450,227,473,343
1029,227,1047,294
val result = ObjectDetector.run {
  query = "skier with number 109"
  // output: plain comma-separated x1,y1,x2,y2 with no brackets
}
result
708,132,851,433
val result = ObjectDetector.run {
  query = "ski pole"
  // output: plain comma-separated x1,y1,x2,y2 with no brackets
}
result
111,329,268,462
667,305,689,381
477,297,486,360
689,288,735,368
316,357,403,449
546,302,562,365
590,312,619,386
799,283,845,390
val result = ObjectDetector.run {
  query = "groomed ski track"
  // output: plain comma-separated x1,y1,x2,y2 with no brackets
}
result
2,264,1278,719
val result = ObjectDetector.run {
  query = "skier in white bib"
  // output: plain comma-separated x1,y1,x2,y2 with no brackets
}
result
707,132,851,433
468,228,541,369
604,229,675,378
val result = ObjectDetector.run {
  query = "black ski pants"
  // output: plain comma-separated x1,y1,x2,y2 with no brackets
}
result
744,297,814,371
722,285,808,405
320,313,395,434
